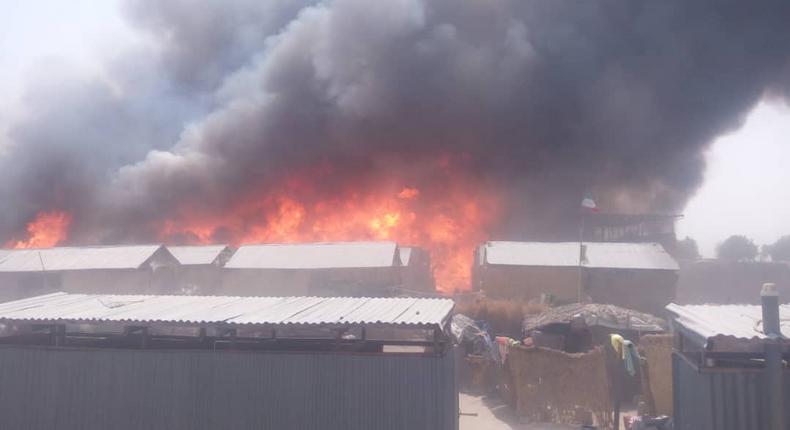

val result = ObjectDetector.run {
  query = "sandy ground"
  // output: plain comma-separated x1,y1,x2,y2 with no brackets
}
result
459,393,577,430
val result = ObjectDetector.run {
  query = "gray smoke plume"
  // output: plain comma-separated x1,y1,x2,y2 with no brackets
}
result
2,0,790,244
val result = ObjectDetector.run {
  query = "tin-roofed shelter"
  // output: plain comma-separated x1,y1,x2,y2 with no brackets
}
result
0,245,179,300
473,241,679,315
667,295,790,430
0,292,457,430
167,245,234,294
221,241,404,296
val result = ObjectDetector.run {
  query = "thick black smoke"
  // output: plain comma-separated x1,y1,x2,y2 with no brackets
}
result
2,0,790,243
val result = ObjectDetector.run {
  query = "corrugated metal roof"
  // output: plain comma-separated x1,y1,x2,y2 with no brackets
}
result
167,245,230,266
0,292,453,328
225,241,400,269
482,241,679,271
666,303,790,352
0,245,168,272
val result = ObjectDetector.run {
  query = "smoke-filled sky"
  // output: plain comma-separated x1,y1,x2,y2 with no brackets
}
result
2,0,790,256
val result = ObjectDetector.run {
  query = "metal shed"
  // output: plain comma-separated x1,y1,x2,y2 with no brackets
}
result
0,292,458,430
0,245,179,299
473,241,679,315
667,289,790,430
221,241,404,296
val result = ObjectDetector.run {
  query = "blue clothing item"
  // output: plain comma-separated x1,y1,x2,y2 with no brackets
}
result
622,340,641,377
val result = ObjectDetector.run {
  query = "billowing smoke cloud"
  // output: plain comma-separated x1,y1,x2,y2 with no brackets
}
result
3,0,790,244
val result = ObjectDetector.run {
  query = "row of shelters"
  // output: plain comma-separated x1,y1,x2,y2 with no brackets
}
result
0,242,435,301
473,241,679,315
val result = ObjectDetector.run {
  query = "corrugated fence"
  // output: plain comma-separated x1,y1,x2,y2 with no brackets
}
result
0,345,457,430
673,353,790,430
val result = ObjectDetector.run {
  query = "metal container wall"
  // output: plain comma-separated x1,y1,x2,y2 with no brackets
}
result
0,345,458,430
673,353,790,430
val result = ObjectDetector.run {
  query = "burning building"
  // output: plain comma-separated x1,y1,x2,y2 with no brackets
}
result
2,1,790,295
0,245,179,300
221,241,410,296
473,241,679,315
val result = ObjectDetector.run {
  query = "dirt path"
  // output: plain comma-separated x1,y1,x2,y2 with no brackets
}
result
459,393,577,430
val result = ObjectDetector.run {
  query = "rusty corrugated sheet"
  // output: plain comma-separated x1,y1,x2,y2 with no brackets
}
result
225,241,400,269
0,245,167,272
0,345,458,430
0,292,454,328
481,241,678,271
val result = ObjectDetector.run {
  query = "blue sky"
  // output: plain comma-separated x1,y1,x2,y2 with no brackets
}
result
1,1,789,256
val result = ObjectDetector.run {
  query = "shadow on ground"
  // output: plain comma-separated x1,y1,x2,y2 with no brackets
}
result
459,392,577,430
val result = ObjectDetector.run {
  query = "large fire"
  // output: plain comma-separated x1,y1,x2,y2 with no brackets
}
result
158,175,499,293
7,211,72,249
5,166,499,293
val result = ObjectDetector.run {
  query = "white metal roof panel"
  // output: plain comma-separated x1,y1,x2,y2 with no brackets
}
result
482,241,678,271
485,242,579,267
585,242,679,270
225,241,400,269
167,245,229,266
667,303,790,343
0,292,453,328
0,245,165,272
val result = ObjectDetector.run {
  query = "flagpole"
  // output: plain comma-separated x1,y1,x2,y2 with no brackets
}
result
578,193,596,303
578,212,584,303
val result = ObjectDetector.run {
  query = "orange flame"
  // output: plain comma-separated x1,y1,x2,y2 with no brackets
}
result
397,187,420,200
8,211,72,249
159,179,499,293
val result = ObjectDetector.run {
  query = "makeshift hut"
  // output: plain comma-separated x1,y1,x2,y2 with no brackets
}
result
167,245,234,295
0,292,457,430
0,245,179,299
473,241,679,315
522,303,666,353
221,241,403,296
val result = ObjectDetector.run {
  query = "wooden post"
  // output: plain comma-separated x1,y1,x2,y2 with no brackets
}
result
577,214,586,303
604,342,621,430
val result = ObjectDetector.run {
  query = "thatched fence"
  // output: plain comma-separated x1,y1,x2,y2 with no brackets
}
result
503,345,613,428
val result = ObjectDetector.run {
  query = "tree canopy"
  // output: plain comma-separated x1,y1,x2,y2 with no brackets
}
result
675,237,700,261
716,235,758,262
767,236,790,262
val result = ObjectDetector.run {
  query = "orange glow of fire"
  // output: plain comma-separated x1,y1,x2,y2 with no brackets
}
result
7,211,72,249
397,187,420,200
159,181,498,294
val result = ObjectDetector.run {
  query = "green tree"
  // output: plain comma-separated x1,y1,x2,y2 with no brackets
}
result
768,236,790,262
675,236,700,261
716,235,758,262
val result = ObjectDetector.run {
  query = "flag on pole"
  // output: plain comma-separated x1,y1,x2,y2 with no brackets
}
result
581,193,599,212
